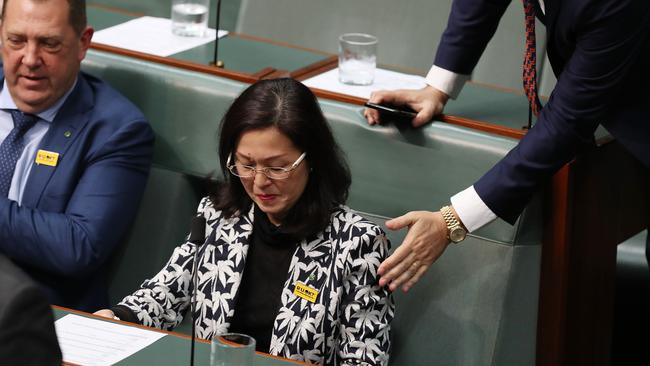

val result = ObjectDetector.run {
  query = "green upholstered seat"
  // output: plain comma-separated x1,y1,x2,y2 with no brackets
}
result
106,166,203,305
82,49,542,365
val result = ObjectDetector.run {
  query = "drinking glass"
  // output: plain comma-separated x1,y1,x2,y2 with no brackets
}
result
338,33,378,85
210,333,256,366
171,0,210,37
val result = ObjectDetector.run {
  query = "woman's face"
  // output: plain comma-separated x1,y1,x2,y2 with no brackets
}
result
234,126,309,226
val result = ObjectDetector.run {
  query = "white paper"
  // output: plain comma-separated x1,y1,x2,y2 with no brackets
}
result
303,68,427,99
92,16,228,57
55,314,167,366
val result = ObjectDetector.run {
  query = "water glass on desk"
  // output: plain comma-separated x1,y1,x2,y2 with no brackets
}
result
338,33,378,85
171,0,210,37
210,333,256,366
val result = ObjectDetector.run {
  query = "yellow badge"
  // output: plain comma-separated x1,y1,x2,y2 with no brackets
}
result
294,282,319,303
35,150,60,167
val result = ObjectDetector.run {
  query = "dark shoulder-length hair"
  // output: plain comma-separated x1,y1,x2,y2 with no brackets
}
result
211,78,351,239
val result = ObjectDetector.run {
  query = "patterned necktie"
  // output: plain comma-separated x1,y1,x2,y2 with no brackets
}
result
0,110,38,197
522,0,543,117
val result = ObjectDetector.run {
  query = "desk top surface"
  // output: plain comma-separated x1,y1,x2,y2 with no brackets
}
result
53,307,307,366
86,5,534,137
86,5,331,76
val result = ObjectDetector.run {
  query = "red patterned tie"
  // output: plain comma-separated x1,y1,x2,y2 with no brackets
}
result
522,0,542,116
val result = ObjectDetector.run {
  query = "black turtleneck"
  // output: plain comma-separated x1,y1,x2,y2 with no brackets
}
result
229,205,299,353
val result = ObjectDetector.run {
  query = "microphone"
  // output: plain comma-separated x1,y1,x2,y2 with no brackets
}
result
210,0,224,68
188,213,206,366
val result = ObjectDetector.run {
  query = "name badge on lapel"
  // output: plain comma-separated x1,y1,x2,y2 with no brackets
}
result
294,282,319,303
35,150,60,167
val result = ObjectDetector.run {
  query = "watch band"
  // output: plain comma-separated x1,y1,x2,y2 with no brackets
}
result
440,205,466,243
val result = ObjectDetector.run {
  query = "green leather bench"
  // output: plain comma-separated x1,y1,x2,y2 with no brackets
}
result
82,48,542,366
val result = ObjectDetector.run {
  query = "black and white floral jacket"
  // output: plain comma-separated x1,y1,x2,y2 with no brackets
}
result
118,197,394,365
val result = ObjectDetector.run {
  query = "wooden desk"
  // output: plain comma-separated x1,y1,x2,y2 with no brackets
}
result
86,4,336,81
538,140,649,366
53,306,308,366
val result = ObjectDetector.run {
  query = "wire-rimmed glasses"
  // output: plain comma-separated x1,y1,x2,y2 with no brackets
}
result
227,152,307,180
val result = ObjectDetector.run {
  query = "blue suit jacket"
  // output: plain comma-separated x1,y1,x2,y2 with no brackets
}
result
435,0,650,223
0,68,154,311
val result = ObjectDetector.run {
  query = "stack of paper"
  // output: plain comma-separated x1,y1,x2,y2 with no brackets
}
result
92,16,228,57
55,314,167,366
303,68,427,99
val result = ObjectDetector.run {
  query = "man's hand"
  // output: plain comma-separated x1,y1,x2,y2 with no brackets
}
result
364,85,449,127
378,210,450,292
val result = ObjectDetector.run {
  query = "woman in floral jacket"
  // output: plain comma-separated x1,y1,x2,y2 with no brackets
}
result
96,78,394,366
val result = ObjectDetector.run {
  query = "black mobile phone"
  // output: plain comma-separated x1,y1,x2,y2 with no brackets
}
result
364,102,417,119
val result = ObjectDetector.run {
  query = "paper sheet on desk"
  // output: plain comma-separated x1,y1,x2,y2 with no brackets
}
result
93,16,228,57
303,68,427,99
55,314,166,366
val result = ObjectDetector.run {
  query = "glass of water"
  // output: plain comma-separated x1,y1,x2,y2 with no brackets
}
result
171,0,210,37
338,33,378,85
210,333,256,366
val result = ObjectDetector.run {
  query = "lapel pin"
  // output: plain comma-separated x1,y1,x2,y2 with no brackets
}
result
64,131,72,138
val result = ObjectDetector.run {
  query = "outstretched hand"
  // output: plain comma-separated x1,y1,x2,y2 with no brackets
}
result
364,85,449,127
378,210,450,292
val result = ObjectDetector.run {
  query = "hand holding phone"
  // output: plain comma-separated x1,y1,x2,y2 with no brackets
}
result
364,102,417,120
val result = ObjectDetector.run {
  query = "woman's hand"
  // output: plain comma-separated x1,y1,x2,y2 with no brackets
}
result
93,309,118,319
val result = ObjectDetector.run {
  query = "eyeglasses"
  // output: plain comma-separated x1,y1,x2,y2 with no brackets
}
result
227,152,307,180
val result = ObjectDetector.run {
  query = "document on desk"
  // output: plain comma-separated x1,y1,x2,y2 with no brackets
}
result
93,16,229,57
55,314,167,366
303,68,427,99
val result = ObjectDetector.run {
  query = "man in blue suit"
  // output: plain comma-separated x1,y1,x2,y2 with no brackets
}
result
365,0,650,291
0,0,153,311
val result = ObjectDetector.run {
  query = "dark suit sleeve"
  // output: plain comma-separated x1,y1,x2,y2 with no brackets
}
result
0,285,62,365
475,1,650,223
0,118,154,276
434,0,512,74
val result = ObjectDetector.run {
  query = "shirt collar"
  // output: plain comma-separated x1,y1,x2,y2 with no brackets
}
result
0,77,78,123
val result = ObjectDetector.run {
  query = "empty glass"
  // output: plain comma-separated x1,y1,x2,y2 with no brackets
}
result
171,0,210,37
338,33,378,85
210,333,256,366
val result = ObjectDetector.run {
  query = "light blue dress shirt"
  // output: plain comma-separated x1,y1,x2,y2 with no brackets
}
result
0,78,77,205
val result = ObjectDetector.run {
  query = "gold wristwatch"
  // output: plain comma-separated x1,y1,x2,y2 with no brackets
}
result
440,206,467,243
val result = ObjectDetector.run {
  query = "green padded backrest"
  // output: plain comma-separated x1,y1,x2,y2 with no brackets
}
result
318,99,542,245
107,166,203,305
82,49,541,244
360,211,540,366
539,55,558,98
83,50,245,175
87,0,243,31
236,0,549,90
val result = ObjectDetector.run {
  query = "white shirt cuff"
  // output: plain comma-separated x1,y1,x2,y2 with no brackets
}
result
450,186,497,233
425,65,470,100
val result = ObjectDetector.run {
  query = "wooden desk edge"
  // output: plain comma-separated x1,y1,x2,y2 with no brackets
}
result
52,306,310,365
90,43,263,83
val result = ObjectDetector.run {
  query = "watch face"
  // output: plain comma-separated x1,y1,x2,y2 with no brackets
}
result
450,227,466,243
